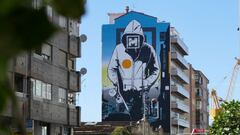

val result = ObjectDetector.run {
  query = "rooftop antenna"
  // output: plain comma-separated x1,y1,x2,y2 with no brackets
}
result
125,6,129,13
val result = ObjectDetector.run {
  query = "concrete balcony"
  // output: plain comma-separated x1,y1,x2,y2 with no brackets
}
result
30,57,68,89
171,100,190,113
68,105,81,126
30,99,80,126
171,35,189,55
171,84,189,99
172,117,190,128
171,51,189,70
171,67,189,84
69,70,80,92
48,30,68,52
30,99,68,124
69,35,81,58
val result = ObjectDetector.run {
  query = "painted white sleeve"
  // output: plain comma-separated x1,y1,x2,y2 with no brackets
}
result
108,47,118,85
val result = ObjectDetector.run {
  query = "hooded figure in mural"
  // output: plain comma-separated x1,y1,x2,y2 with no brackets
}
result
108,20,160,121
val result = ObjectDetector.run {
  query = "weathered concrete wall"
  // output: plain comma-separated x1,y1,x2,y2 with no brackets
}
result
69,105,79,126
48,31,68,52
30,57,68,89
69,71,80,92
30,99,68,124
69,36,80,57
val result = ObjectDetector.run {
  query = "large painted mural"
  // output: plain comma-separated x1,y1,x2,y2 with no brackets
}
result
102,11,171,132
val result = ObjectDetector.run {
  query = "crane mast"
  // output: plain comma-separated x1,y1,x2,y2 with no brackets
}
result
210,89,221,119
226,59,240,101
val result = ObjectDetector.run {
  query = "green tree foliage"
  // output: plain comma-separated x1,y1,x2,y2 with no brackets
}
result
111,127,131,135
210,100,240,135
0,0,85,134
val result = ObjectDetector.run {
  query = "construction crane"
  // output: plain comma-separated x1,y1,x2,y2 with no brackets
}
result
210,89,222,119
226,58,240,101
226,0,240,101
210,0,240,119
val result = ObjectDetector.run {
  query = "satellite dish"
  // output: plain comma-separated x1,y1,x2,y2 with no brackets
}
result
80,68,87,75
80,34,87,42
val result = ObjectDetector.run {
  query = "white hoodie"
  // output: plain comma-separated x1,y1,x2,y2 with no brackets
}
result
108,20,160,92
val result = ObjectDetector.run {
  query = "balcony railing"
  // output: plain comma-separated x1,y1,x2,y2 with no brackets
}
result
171,51,189,70
171,84,189,99
172,116,190,128
171,35,189,55
171,67,189,84
171,100,190,113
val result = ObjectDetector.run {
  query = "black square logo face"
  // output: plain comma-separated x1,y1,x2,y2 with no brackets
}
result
126,35,140,49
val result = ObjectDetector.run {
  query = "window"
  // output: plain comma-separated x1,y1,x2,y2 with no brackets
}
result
32,0,42,9
42,44,51,60
35,48,42,56
46,84,52,100
64,127,70,135
68,93,75,105
36,80,42,97
59,50,67,67
59,15,67,29
41,126,47,135
196,88,202,96
42,82,47,98
31,78,52,100
34,44,52,61
196,100,202,109
15,74,24,92
59,88,66,103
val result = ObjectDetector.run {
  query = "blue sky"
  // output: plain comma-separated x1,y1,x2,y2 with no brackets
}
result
77,0,240,122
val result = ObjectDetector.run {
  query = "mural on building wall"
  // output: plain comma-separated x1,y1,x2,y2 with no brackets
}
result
107,20,160,121
102,11,171,133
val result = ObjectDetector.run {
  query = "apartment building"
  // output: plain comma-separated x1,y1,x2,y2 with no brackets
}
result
189,65,209,132
194,70,209,130
170,27,190,134
1,2,86,135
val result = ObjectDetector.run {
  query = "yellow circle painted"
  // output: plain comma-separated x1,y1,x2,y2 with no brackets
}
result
122,59,132,69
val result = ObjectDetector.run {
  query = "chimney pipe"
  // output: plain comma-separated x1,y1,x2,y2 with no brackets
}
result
125,6,129,13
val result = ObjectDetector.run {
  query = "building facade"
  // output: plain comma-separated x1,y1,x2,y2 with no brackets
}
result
170,27,190,134
1,2,85,135
102,8,209,135
188,64,196,132
188,65,209,132
194,69,209,130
